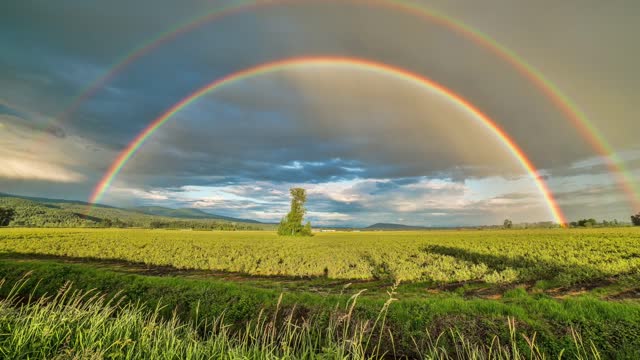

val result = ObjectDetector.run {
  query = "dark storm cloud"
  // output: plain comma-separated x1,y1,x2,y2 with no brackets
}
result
548,153,640,179
551,184,635,221
553,185,622,203
2,0,282,149
0,103,66,138
4,0,630,165
113,64,530,189
0,104,25,119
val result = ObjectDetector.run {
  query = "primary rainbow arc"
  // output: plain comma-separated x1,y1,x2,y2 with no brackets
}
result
88,56,568,225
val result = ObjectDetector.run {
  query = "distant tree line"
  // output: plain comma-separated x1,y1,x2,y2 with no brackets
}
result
148,220,257,231
500,219,558,229
501,217,637,229
568,218,633,228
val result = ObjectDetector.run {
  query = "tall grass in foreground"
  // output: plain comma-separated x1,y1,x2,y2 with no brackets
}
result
0,277,601,360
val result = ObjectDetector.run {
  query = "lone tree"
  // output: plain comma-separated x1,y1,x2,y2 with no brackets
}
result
632,212,640,226
0,207,15,226
278,188,312,236
503,219,513,229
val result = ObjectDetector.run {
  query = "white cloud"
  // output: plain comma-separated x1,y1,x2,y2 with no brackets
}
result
108,186,170,201
307,211,352,222
305,179,373,203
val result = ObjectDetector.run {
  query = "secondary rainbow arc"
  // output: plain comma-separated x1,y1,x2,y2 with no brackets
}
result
44,0,637,209
88,56,568,225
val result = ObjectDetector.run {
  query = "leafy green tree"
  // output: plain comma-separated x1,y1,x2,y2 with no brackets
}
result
0,207,15,226
632,213,640,226
278,188,313,236
503,219,513,229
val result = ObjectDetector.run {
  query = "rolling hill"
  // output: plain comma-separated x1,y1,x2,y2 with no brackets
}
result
0,193,269,229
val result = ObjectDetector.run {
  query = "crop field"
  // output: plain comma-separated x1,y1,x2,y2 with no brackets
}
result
1,228,640,359
1,228,639,285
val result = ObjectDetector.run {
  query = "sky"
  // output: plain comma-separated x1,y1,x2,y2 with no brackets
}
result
1,0,639,227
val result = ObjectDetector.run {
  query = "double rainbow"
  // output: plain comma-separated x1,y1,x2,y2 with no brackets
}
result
69,0,636,220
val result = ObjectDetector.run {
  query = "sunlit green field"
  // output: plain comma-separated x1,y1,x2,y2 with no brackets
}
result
1,228,639,285
1,228,640,359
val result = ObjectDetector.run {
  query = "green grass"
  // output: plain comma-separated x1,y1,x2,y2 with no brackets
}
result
0,275,608,359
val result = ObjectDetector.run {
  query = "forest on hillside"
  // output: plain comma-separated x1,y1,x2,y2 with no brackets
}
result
0,196,265,230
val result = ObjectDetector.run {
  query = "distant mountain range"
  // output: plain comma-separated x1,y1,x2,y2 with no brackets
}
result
131,206,263,224
364,222,431,230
